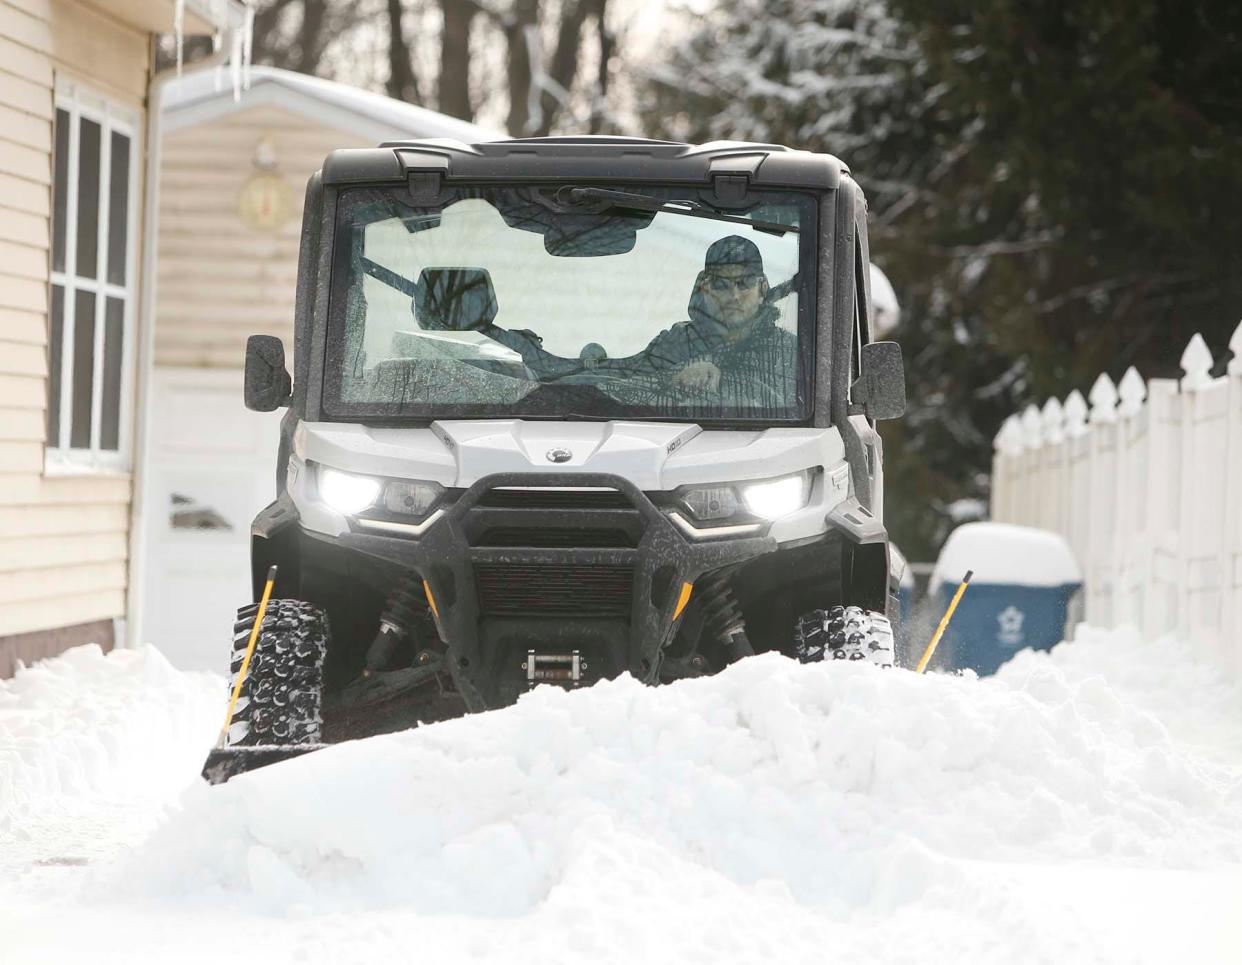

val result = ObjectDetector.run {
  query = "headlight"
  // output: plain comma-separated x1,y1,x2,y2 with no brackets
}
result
741,473,811,520
680,485,740,521
318,467,382,514
679,470,812,524
382,479,443,518
315,465,445,520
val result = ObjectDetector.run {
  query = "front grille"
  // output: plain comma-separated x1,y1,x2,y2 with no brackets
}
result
476,526,634,548
478,488,632,510
475,562,634,616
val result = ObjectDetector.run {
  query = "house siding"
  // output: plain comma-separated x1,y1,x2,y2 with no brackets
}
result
0,0,147,658
155,104,348,368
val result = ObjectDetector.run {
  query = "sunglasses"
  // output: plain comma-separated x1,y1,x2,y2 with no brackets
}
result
705,273,763,293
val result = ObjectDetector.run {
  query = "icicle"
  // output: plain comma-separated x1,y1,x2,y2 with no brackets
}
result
1063,389,1089,437
211,0,223,54
1020,403,1044,448
230,22,244,102
1179,333,1213,392
174,0,185,75
1088,372,1118,424
1041,397,1065,444
1117,367,1146,417
1228,318,1242,377
242,4,255,90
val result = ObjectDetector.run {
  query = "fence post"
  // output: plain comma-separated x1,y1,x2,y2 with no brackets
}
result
1041,397,1067,536
1088,373,1119,625
992,415,1024,523
1063,389,1091,621
1116,367,1148,631
1020,404,1045,527
1225,320,1242,674
1178,333,1218,657
1144,378,1181,638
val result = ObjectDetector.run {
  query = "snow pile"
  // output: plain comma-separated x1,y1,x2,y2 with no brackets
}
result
110,631,1242,918
0,629,1239,962
0,644,221,827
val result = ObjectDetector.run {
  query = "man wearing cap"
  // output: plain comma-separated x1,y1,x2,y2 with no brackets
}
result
636,234,799,412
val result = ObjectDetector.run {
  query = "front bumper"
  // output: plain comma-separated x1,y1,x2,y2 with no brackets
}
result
326,472,778,710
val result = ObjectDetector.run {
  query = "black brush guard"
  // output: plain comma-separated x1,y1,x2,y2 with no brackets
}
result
205,472,778,783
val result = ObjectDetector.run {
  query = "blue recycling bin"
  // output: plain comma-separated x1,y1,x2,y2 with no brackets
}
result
930,523,1082,676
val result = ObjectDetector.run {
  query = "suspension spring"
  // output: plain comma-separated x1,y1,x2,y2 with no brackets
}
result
697,570,755,660
365,572,427,673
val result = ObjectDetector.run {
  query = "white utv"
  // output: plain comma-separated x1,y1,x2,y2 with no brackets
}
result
203,136,907,783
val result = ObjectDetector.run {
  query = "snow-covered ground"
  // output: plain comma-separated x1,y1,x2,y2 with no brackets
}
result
2,628,1241,963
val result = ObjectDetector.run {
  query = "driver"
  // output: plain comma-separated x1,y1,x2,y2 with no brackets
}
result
637,235,798,409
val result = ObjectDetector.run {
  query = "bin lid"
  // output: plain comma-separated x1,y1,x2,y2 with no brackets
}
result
930,522,1082,594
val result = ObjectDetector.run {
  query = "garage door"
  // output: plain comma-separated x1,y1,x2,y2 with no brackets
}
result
138,368,283,671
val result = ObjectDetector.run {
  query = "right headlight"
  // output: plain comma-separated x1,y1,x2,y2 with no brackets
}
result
314,465,444,521
679,470,812,524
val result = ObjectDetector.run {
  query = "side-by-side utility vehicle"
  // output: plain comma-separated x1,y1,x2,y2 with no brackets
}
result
203,136,907,783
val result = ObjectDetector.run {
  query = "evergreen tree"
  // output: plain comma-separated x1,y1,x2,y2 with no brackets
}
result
640,0,1242,560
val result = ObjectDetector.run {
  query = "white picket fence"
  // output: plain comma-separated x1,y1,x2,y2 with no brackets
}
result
990,322,1242,676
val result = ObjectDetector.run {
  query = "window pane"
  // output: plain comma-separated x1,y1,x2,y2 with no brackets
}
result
47,285,65,446
101,297,124,450
52,109,70,274
71,289,96,449
107,132,130,287
75,118,101,280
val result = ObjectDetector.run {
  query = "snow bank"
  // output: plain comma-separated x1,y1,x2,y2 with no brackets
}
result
2,629,1240,963
109,630,1242,919
0,644,221,826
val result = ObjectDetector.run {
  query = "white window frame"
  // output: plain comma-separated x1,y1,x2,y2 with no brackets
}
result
46,78,141,475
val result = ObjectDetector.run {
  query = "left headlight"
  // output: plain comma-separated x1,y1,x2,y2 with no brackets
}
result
679,470,812,524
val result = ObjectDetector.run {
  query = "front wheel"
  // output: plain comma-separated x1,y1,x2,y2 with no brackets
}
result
226,599,329,746
793,606,895,668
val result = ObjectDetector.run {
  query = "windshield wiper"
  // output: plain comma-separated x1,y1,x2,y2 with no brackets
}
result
555,186,799,236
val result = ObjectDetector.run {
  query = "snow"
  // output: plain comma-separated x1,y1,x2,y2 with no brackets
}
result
869,262,900,336
931,521,1083,593
3,628,1242,963
162,64,500,143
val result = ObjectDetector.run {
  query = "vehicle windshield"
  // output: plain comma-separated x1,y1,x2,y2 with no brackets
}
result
324,185,815,423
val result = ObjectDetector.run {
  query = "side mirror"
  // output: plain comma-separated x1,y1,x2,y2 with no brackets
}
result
851,341,906,420
244,335,292,411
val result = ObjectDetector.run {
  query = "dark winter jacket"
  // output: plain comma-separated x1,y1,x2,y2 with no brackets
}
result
618,297,801,415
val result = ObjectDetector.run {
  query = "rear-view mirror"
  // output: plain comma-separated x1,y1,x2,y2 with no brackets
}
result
852,341,906,420
244,335,292,411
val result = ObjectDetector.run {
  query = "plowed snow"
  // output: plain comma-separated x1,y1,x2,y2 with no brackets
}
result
2,628,1241,963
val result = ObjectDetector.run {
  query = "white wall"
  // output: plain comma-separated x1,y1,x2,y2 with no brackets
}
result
990,322,1242,677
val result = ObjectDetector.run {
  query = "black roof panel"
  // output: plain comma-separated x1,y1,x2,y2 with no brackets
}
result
321,137,846,191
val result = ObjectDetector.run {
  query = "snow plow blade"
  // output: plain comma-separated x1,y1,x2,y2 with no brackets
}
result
201,745,325,785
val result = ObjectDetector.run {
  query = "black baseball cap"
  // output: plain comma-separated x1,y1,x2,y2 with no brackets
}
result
704,235,764,271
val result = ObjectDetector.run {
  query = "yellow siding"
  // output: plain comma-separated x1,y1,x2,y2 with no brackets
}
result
0,0,148,639
155,104,352,367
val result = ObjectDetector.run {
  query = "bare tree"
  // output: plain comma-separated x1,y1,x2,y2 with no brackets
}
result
250,0,364,76
386,0,422,104
439,0,478,119
239,0,622,135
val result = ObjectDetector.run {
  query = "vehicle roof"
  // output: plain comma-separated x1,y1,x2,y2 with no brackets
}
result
321,136,849,191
